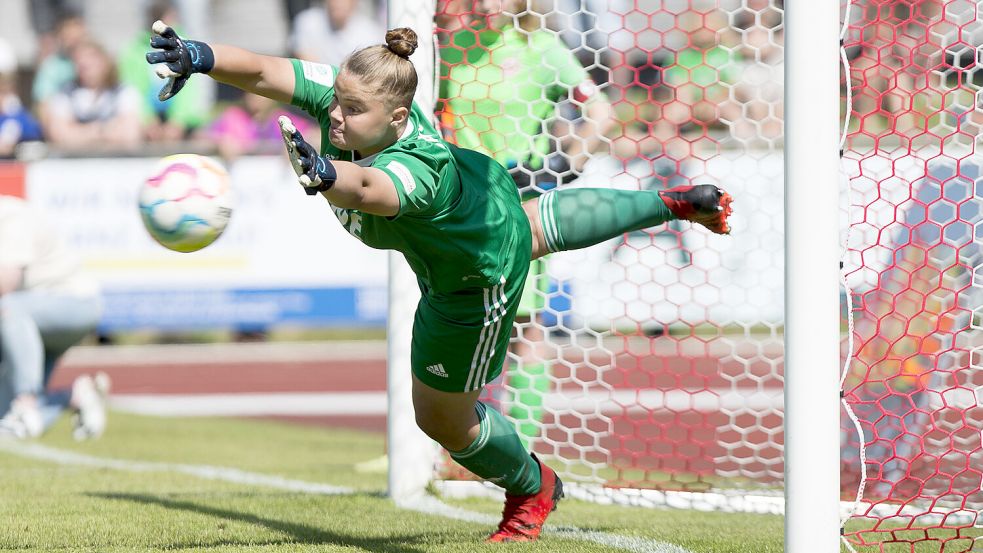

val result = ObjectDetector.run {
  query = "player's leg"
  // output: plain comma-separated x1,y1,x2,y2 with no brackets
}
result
412,375,541,490
0,291,46,438
410,269,562,541
411,275,543,491
524,185,733,260
0,291,102,438
34,292,104,438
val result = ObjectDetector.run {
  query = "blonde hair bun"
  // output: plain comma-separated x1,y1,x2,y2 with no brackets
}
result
385,28,418,59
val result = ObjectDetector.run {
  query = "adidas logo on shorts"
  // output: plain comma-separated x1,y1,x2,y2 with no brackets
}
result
426,363,449,378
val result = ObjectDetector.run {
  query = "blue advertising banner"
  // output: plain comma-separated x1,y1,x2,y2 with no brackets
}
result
98,286,388,331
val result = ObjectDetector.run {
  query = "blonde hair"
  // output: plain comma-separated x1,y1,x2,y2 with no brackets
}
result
342,28,419,109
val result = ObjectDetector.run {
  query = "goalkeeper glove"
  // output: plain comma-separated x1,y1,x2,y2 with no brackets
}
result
278,116,337,195
145,20,214,101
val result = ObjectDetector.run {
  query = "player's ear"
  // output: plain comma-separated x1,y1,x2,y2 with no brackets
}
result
391,106,409,128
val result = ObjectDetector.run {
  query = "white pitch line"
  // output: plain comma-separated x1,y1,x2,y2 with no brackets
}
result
0,441,695,553
110,392,388,417
109,387,782,417
402,495,695,553
0,441,353,495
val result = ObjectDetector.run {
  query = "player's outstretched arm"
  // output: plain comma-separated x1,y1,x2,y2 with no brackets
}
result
279,116,400,217
146,20,294,104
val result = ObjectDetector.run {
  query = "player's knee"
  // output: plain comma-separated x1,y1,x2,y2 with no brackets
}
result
414,412,469,450
414,411,445,441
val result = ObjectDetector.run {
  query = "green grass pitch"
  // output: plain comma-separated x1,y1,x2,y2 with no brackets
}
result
0,412,785,553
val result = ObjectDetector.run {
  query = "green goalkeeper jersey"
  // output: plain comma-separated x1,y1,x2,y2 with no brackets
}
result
289,59,528,294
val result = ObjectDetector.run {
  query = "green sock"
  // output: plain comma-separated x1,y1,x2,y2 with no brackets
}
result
538,188,675,252
508,362,550,449
449,402,541,495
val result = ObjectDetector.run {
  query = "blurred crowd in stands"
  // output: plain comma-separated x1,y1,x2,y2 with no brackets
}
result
0,0,787,161
0,0,390,159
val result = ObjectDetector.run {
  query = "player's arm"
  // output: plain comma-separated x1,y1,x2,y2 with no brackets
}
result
145,21,295,104
208,45,295,104
278,117,399,217
319,162,400,217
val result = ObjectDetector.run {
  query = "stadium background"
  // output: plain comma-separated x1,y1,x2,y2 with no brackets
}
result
1,0,981,552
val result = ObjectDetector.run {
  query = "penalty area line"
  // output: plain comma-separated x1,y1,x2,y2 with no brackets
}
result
0,440,354,494
0,441,694,553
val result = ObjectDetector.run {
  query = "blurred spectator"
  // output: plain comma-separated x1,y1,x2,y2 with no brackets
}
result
28,0,85,64
0,39,42,158
846,0,943,131
290,0,384,66
32,9,88,109
719,19,784,148
172,0,211,42
207,92,316,160
119,0,212,142
284,0,315,23
43,40,143,151
659,11,741,130
548,0,631,86
439,0,617,448
439,0,616,191
436,0,471,36
0,195,108,441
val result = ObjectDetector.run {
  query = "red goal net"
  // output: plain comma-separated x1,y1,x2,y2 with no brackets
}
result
840,0,983,550
433,0,785,510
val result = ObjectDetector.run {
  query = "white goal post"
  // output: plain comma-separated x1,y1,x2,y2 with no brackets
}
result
784,2,841,552
386,0,440,508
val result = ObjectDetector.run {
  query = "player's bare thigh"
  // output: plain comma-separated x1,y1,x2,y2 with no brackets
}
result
412,373,483,451
523,197,549,261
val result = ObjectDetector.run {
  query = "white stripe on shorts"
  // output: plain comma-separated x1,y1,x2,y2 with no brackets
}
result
465,277,508,391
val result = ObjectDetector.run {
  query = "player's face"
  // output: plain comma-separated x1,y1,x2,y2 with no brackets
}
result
327,71,403,156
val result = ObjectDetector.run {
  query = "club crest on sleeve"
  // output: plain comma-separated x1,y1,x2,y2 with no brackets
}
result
300,60,335,87
386,161,416,194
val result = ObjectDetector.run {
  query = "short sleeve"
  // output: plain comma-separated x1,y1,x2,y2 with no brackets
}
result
373,152,439,219
289,58,338,122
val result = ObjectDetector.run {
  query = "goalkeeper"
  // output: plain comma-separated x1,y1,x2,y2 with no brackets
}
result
146,23,732,543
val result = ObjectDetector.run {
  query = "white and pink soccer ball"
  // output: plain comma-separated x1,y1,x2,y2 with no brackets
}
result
138,154,234,253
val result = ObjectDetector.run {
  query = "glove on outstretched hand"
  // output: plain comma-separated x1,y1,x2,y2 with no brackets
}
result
278,116,336,195
145,20,214,101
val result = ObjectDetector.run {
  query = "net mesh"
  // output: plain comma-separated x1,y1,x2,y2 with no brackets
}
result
433,0,785,509
840,0,983,550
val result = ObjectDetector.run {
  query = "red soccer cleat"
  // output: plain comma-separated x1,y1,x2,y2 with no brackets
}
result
659,184,734,235
486,454,564,543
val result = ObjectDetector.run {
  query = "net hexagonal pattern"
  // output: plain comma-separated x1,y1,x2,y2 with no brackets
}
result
840,0,983,550
434,0,785,510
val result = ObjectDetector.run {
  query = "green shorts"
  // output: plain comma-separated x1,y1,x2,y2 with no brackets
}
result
411,256,531,393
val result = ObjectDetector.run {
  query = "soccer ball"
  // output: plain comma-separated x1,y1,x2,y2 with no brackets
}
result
138,154,234,253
